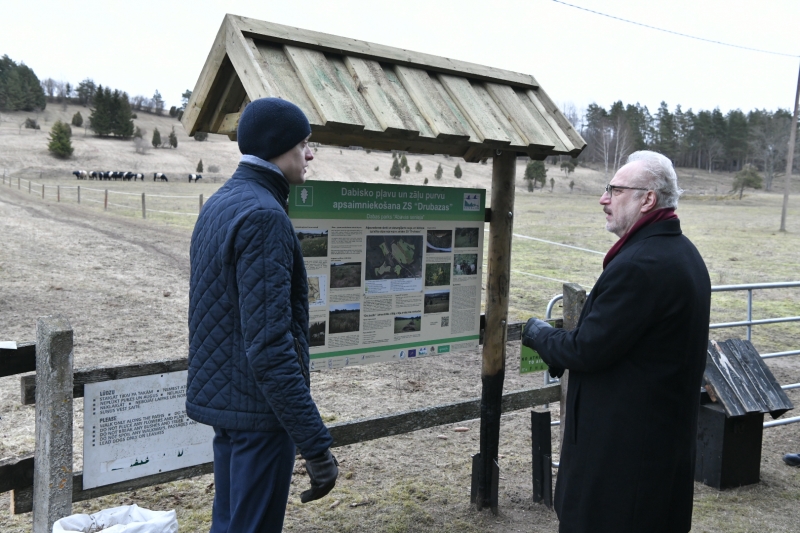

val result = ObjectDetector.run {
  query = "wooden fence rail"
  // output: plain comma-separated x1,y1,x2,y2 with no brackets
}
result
0,318,560,516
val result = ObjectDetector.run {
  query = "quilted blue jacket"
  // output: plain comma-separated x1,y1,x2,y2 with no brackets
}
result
187,157,332,459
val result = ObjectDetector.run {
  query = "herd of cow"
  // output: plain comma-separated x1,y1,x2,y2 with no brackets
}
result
72,171,203,182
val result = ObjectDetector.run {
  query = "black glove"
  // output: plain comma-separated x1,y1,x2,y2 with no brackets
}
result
521,318,553,348
548,366,565,379
300,449,339,503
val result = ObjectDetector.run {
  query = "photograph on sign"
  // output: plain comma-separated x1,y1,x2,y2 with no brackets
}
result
289,180,485,370
83,371,213,489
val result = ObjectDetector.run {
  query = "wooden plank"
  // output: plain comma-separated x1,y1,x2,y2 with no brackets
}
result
520,89,574,153
428,75,480,143
252,41,323,124
6,385,560,509
208,68,248,134
381,66,435,138
704,343,747,417
0,455,33,494
470,83,527,147
217,112,240,136
724,340,793,417
225,20,276,102
485,83,554,149
0,342,35,378
527,86,586,155
229,15,539,89
328,56,383,132
21,359,189,405
394,66,471,141
284,45,366,132
437,74,511,147
708,340,762,414
343,57,421,137
181,18,229,135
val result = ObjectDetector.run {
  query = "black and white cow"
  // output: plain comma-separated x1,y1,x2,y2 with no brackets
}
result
133,173,144,181
72,170,88,179
89,171,101,180
188,174,202,182
153,172,168,182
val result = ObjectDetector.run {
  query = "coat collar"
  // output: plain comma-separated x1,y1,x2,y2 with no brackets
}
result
234,155,290,207
619,218,682,252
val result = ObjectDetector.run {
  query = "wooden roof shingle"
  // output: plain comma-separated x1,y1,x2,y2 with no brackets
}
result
182,15,585,162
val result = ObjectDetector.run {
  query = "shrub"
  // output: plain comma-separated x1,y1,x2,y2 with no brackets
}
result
152,127,161,148
24,117,40,129
71,111,83,128
435,164,443,180
389,159,402,179
208,164,220,173
415,161,422,172
48,120,73,158
197,159,204,173
454,163,462,179
194,131,208,141
168,127,178,148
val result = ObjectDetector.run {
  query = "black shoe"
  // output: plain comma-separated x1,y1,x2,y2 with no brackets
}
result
783,453,800,467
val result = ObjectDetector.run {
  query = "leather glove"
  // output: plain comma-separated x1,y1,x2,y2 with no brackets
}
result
521,318,553,348
548,366,565,379
301,449,339,503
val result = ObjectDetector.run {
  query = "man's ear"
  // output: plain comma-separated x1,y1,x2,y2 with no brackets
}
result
640,190,658,213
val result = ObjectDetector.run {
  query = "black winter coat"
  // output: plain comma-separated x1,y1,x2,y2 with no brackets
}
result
530,219,710,533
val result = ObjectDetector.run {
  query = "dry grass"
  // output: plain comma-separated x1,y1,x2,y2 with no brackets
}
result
1,132,799,532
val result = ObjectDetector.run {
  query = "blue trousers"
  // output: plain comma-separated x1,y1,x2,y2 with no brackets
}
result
210,427,295,533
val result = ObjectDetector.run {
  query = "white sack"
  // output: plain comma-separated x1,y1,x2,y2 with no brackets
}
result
52,504,178,533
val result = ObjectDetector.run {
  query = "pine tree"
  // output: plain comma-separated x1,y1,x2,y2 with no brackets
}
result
0,55,46,111
152,127,161,148
168,127,178,148
524,160,546,192
71,111,83,128
454,163,462,178
400,154,408,168
89,85,111,136
415,161,422,172
389,158,402,179
732,164,762,199
435,163,443,180
197,159,203,172
109,90,134,138
48,120,73,158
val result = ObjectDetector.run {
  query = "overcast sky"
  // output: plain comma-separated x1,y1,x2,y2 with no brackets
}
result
2,0,799,116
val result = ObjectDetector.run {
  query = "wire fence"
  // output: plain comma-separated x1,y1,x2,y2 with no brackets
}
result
1,174,207,220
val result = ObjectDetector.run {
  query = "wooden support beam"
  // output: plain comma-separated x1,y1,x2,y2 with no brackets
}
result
0,342,35,378
473,150,516,514
559,283,586,448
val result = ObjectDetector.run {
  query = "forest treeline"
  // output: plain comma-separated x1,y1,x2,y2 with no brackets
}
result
0,55,46,111
574,101,797,191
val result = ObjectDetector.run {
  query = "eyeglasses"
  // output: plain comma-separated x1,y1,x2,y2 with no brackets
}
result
604,184,649,196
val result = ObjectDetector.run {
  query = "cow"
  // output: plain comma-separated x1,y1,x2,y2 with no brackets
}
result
133,173,144,181
123,172,135,181
89,171,101,180
72,170,88,179
188,174,203,182
153,172,168,182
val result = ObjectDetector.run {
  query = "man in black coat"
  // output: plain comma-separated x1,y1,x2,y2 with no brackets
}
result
523,151,711,533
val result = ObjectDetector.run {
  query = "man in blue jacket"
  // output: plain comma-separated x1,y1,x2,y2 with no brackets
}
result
523,151,711,533
188,97,337,533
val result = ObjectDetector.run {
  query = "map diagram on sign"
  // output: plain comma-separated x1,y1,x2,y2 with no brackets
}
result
365,235,423,280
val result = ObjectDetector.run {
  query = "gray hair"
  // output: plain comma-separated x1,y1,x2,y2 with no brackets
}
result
626,150,683,209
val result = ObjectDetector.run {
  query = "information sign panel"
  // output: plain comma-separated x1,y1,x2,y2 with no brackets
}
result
289,180,485,370
83,371,213,489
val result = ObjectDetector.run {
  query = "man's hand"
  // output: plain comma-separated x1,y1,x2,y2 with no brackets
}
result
522,318,553,348
300,449,339,503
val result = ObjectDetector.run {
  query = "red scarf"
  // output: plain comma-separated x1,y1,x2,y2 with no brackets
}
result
603,208,678,269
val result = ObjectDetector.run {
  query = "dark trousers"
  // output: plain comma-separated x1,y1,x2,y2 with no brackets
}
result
210,427,295,533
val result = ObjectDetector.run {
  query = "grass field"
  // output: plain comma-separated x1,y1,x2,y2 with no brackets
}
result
330,262,362,288
394,316,422,333
329,310,361,334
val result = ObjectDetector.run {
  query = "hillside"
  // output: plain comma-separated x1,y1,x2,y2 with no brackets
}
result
2,103,798,200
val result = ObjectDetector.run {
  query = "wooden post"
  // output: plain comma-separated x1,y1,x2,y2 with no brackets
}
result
199,193,204,211
780,61,800,232
33,315,74,532
57,185,60,202
142,192,146,219
29,180,32,194
559,283,586,447
104,189,108,211
41,184,45,199
18,177,21,189
472,150,515,514
531,410,552,508
77,186,81,204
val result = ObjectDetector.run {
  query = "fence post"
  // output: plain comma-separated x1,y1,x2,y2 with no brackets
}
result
29,180,32,194
77,186,80,204
33,315,74,532
57,185,60,202
42,184,45,199
199,193,204,212
18,177,21,189
142,192,146,219
559,283,586,447
531,410,553,508
104,189,108,211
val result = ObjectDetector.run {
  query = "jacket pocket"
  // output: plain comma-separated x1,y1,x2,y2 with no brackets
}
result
294,337,310,388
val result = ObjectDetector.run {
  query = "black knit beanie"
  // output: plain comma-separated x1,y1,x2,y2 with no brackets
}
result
237,97,311,161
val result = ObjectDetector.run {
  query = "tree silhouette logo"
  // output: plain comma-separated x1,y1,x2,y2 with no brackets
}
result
295,186,314,207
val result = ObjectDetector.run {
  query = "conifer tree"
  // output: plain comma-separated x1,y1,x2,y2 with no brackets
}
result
454,163,462,178
389,158,402,179
435,163,443,180
89,85,111,136
71,111,83,128
48,120,73,158
400,154,408,168
415,161,422,172
197,159,203,172
168,127,178,148
152,127,161,148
